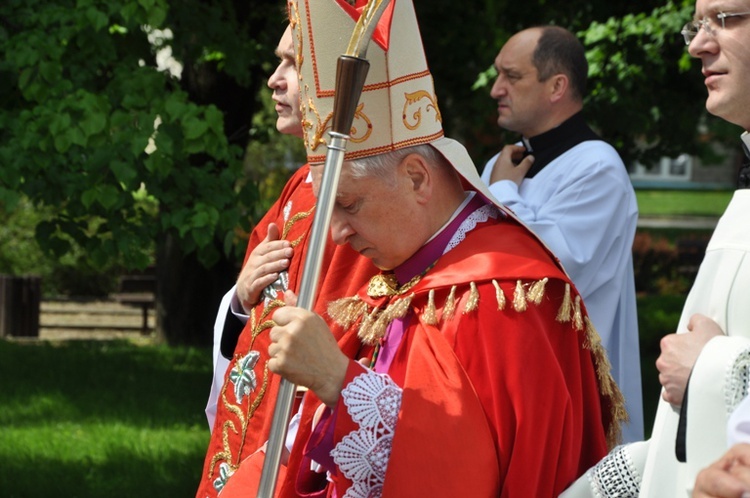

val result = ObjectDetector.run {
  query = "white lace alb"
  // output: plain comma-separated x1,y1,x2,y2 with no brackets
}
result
330,370,403,498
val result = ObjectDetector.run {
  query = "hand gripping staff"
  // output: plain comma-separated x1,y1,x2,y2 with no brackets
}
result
255,0,391,496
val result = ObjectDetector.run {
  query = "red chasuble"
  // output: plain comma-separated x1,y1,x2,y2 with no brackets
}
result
195,164,376,498
217,211,623,498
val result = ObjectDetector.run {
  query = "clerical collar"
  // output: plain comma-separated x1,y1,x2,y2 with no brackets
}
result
521,111,600,178
742,132,750,159
392,192,486,285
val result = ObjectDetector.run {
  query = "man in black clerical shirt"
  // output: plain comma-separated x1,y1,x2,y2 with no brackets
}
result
479,25,644,444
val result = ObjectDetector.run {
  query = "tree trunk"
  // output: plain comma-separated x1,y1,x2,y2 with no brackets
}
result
155,232,238,346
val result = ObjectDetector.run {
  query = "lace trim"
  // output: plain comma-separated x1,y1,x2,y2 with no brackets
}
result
726,348,750,416
585,444,641,498
444,204,499,253
331,371,403,498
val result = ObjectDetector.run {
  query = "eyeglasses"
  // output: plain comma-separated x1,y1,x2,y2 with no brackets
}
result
681,11,750,45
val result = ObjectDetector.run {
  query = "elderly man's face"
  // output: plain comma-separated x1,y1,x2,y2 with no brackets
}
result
688,0,750,129
326,160,424,271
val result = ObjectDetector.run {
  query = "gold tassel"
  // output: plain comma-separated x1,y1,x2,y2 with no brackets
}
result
384,294,414,324
556,283,572,323
573,295,584,331
361,295,414,346
327,296,367,329
358,306,381,346
527,277,548,305
464,282,479,313
443,286,458,320
492,279,505,310
421,289,438,325
584,317,627,449
513,280,527,312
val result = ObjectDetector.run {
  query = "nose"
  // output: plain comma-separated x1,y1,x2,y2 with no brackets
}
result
490,75,506,100
688,26,718,57
268,63,285,91
330,213,354,246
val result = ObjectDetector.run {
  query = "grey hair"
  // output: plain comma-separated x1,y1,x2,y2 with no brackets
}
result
347,143,449,187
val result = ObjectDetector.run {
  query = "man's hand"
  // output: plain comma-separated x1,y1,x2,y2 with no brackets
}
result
656,313,724,405
236,223,294,313
489,144,535,187
268,294,349,407
694,443,750,497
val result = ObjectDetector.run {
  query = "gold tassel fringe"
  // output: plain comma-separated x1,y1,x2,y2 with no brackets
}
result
573,295,584,331
527,277,548,305
464,282,479,313
443,286,458,321
556,283,572,323
584,317,628,449
421,289,438,325
492,279,505,310
513,280,527,312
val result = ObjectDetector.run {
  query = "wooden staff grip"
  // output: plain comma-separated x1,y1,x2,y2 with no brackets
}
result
331,56,370,136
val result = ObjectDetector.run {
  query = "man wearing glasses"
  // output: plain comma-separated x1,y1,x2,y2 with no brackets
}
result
561,1,750,496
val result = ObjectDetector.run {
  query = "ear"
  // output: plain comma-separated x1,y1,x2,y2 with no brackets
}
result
549,74,569,103
400,153,432,204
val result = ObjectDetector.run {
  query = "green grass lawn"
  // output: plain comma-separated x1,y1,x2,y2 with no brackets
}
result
0,340,213,497
635,189,733,217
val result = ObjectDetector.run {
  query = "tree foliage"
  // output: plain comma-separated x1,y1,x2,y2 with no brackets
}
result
0,0,286,272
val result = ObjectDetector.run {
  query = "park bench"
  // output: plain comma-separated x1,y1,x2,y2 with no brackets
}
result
110,274,156,334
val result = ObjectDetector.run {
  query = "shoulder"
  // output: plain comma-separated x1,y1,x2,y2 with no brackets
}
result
420,219,568,291
565,140,626,170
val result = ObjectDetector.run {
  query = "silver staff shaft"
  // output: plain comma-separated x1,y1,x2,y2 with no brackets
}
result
255,132,348,498
256,0,390,493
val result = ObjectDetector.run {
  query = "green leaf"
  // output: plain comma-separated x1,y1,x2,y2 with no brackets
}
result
86,7,109,32
79,111,107,138
82,189,98,209
183,118,208,140
98,185,120,210
110,161,138,187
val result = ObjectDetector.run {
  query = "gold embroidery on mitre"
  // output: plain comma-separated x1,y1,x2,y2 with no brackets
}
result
583,316,628,449
513,280,527,312
527,277,548,305
421,289,438,325
556,283,573,323
492,279,506,310
443,285,458,320
303,86,327,153
402,90,442,131
573,295,584,331
348,103,373,143
290,3,302,67
464,282,479,313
